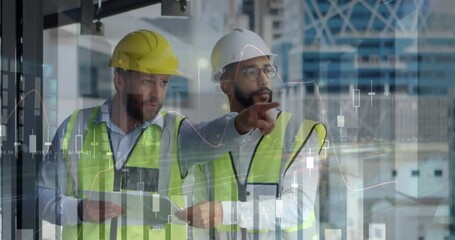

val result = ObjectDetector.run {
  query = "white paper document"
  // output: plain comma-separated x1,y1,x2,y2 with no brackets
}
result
83,191,185,226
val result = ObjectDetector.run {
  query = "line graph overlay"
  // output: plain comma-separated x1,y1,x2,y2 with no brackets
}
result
276,75,396,192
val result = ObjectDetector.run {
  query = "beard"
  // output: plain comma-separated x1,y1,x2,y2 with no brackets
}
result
126,94,162,123
233,83,273,108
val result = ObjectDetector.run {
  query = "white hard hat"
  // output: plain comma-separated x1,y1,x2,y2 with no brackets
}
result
211,28,276,81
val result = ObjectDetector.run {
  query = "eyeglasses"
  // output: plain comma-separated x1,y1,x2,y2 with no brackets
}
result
241,65,278,81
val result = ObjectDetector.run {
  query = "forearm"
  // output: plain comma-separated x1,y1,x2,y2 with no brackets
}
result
38,187,80,226
37,116,81,225
178,113,250,173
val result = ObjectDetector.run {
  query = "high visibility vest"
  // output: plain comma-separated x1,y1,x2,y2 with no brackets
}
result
199,111,326,239
61,106,187,240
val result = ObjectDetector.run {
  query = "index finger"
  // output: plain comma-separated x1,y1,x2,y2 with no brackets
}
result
258,112,275,134
253,102,280,112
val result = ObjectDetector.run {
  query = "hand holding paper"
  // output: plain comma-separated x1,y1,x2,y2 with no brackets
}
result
175,201,223,228
83,191,185,226
79,199,123,223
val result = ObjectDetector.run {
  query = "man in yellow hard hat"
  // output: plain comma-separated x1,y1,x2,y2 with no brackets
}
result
37,29,279,240
177,28,326,240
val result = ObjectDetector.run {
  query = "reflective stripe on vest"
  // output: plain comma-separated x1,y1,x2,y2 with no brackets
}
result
62,108,99,197
206,112,327,234
61,106,187,240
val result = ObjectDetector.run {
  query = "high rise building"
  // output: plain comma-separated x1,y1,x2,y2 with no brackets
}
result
276,0,455,94
273,0,455,141
271,1,454,239
242,0,285,43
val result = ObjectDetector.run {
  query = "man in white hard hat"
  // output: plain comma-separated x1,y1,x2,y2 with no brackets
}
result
177,28,327,240
37,29,279,240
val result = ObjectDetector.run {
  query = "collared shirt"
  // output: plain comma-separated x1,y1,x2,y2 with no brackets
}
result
38,99,248,225
99,99,165,170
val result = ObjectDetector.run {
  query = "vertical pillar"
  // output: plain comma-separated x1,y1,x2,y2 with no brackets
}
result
448,88,455,239
1,0,43,238
18,0,43,239
1,0,18,239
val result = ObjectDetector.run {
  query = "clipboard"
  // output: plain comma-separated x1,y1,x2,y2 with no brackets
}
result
83,191,185,226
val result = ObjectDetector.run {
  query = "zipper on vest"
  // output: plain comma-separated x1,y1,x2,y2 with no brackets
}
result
108,126,148,240
240,134,265,201
228,152,246,201
244,111,282,187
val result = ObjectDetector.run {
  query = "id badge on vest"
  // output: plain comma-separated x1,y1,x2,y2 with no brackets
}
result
121,167,159,192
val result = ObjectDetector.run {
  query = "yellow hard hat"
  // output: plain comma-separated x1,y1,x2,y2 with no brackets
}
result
109,30,183,76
